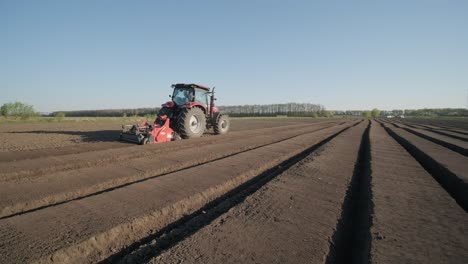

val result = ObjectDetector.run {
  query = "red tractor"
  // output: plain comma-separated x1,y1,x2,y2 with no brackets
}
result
120,83,230,144
158,83,230,138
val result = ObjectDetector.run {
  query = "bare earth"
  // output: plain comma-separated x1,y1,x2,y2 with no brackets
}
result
0,117,466,263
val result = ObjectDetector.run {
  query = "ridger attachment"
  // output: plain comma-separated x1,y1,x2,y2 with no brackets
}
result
120,115,180,144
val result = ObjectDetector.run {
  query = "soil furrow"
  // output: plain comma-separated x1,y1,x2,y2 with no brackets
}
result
0,122,349,219
0,122,335,178
0,123,332,183
141,120,368,264
397,120,468,141
0,119,334,160
325,120,372,264
370,120,468,263
378,120,468,211
384,120,468,156
410,119,468,130
101,121,364,264
404,121,468,136
0,121,357,264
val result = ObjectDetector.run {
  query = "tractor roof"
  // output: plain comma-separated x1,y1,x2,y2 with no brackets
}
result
172,83,210,91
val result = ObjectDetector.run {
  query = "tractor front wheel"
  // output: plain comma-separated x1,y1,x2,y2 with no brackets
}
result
178,107,206,139
214,114,230,135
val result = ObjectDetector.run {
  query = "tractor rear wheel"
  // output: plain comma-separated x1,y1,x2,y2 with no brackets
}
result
214,114,230,135
177,107,206,139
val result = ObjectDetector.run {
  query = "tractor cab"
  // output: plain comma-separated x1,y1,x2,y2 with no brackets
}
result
171,84,210,107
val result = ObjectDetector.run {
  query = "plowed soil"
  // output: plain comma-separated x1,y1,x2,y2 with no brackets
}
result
370,120,467,263
0,117,467,264
405,118,468,130
148,121,368,264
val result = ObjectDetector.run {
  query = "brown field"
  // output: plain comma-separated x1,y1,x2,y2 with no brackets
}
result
0,118,467,263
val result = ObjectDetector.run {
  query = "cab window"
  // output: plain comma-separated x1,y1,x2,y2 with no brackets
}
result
194,88,209,105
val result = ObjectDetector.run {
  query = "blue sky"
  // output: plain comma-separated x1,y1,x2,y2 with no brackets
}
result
1,0,468,112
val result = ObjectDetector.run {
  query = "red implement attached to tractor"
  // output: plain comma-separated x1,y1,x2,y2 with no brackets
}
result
119,115,181,145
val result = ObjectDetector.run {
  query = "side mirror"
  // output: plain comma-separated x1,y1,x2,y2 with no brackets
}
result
169,95,171,98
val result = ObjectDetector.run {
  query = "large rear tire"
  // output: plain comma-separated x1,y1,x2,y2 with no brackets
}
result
177,107,206,139
214,114,230,135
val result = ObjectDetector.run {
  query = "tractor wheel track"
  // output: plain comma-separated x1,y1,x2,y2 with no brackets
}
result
0,121,360,264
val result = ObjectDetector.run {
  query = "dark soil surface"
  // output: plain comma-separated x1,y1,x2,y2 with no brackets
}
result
370,120,468,263
0,119,355,263
1,117,467,264
405,118,468,130
400,120,468,140
146,122,368,264
0,118,329,154
0,121,340,218
383,119,468,155
380,121,467,185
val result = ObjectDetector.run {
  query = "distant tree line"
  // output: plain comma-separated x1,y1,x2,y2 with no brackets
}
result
5,100,465,119
219,103,333,117
51,107,161,117
50,103,334,117
337,108,468,118
334,110,365,116
403,108,468,117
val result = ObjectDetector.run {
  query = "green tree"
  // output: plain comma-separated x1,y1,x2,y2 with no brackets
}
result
362,111,372,118
371,108,381,118
320,110,333,118
1,103,9,117
54,112,65,121
0,102,36,119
